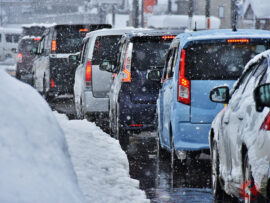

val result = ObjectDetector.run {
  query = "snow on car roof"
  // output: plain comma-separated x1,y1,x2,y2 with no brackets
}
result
85,27,138,38
177,29,270,42
21,35,41,40
21,23,56,28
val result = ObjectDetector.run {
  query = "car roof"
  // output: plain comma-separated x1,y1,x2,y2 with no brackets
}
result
85,28,138,38
176,29,270,43
126,29,183,38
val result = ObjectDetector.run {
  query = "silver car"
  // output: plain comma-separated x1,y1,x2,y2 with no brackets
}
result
209,50,270,202
74,28,133,120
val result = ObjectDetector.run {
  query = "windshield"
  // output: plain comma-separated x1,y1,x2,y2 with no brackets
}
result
185,40,270,80
92,35,122,65
19,39,39,54
132,38,172,70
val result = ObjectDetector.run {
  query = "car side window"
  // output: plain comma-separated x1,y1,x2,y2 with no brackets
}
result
81,39,89,64
162,49,173,82
169,47,179,78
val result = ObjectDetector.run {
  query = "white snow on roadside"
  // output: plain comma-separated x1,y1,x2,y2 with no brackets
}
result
0,70,86,203
55,112,150,203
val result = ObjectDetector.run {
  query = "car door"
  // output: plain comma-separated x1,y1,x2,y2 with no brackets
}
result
219,62,260,180
162,47,178,147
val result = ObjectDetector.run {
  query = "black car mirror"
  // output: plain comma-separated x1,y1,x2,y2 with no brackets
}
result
100,61,114,72
254,83,270,112
68,53,80,66
146,69,162,82
209,86,230,104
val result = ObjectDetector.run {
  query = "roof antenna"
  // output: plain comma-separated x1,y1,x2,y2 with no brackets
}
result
193,21,197,31
232,24,237,32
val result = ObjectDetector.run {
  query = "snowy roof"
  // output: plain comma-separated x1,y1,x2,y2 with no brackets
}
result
0,27,22,33
147,15,221,30
85,27,137,38
180,29,270,41
21,35,41,40
21,23,56,28
243,0,270,19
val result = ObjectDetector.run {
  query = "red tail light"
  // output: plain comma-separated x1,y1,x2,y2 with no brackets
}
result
85,60,92,86
162,35,176,40
34,38,40,41
177,49,190,105
50,78,56,88
129,124,143,127
51,40,56,52
260,112,270,131
17,53,22,63
227,39,249,43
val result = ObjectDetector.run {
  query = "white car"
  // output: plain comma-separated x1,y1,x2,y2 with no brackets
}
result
209,50,270,202
74,28,133,120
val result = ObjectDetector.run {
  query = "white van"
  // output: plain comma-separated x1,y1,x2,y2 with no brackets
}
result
0,27,22,62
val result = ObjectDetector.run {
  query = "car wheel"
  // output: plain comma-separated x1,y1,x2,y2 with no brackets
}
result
157,130,167,159
212,141,235,201
243,154,265,203
116,104,129,151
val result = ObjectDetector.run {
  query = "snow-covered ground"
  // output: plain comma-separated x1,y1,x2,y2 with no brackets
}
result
55,113,150,203
0,70,86,203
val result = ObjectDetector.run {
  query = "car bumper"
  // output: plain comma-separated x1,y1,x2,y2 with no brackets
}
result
83,91,109,113
174,123,210,151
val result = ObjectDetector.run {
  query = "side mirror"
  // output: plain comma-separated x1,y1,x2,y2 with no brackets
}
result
31,48,38,55
146,69,162,82
100,61,114,72
253,83,270,112
68,53,80,66
209,86,230,104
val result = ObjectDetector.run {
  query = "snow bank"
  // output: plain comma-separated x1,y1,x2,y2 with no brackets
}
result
55,113,150,203
0,70,86,203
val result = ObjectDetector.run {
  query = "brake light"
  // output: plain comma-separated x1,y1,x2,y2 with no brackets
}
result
50,78,56,88
51,40,56,52
162,35,176,40
34,38,40,41
17,53,22,63
85,60,92,86
260,112,270,131
79,29,88,32
227,39,249,43
177,49,190,105
129,124,143,127
122,43,133,82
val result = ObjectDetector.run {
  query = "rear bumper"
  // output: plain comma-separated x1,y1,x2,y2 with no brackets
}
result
83,91,109,114
173,122,210,151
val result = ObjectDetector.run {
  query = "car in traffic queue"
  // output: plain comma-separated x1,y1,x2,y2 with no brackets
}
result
73,28,133,120
32,24,111,100
209,50,270,202
155,29,270,168
16,36,40,85
104,30,181,150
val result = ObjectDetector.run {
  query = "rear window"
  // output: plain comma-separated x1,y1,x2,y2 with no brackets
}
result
22,27,46,37
19,39,39,54
6,34,20,43
132,37,173,70
185,40,270,80
92,35,122,65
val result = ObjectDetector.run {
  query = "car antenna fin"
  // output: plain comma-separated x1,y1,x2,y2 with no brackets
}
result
193,21,197,31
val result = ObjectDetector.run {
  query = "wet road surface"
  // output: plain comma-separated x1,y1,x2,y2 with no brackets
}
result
50,99,213,202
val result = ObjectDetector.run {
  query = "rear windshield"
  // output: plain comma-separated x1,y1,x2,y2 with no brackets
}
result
56,26,89,53
19,39,39,54
132,37,172,70
185,40,270,80
92,35,122,65
22,27,46,37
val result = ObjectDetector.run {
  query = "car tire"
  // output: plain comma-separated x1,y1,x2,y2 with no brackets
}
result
212,141,236,201
243,154,266,203
116,104,129,151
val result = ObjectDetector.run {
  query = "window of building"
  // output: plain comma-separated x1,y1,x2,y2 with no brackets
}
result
219,6,225,18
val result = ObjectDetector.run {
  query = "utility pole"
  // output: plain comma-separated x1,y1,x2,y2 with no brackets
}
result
168,0,172,14
188,0,193,30
231,0,238,30
132,0,139,28
205,0,210,29
141,0,144,27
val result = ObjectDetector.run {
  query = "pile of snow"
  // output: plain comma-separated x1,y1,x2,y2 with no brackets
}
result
55,113,149,203
147,15,221,29
0,70,85,203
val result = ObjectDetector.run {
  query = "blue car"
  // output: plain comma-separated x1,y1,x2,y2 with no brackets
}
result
156,29,270,167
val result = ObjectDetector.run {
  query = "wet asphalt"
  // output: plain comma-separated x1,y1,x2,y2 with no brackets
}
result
50,98,213,203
